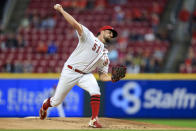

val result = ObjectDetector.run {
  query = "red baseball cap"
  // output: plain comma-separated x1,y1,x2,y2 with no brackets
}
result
98,25,118,38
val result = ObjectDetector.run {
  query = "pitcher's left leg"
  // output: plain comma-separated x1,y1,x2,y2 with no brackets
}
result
40,69,80,120
78,73,102,128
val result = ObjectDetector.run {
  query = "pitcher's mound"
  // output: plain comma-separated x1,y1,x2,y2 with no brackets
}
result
0,117,195,130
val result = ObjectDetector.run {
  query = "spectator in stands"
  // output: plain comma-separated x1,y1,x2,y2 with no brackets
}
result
142,10,149,22
132,49,143,67
125,10,132,24
181,63,193,73
95,0,106,11
5,33,18,48
23,60,33,73
125,48,134,63
179,8,190,22
118,36,127,49
118,46,127,66
132,9,149,22
118,29,129,49
179,63,186,73
27,10,35,22
148,58,157,73
132,8,143,22
2,59,14,73
183,47,195,73
61,0,87,10
0,41,6,51
20,13,30,29
129,30,143,42
41,15,56,29
191,32,196,44
60,0,73,8
148,1,163,15
48,40,58,54
150,13,160,32
114,6,125,24
16,34,27,48
36,41,48,54
179,63,196,73
126,61,140,73
143,57,160,73
31,13,41,28
140,49,151,72
192,53,196,66
108,44,118,62
125,49,140,73
86,0,95,9
153,47,164,61
144,30,155,42
185,53,192,65
76,0,87,10
14,60,23,73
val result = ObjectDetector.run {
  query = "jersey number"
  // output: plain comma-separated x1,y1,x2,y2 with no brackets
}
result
92,43,101,53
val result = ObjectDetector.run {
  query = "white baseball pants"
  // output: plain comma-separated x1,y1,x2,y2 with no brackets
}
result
50,66,101,107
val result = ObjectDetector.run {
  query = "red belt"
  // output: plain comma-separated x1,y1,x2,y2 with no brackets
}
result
67,65,86,74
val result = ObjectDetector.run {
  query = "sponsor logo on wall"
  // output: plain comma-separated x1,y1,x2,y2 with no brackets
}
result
111,81,196,115
0,79,83,117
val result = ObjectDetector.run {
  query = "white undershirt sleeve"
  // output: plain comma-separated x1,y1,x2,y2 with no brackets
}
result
98,64,109,74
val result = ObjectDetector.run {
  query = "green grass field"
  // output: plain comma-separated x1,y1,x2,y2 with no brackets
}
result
1,119,196,131
132,119,196,128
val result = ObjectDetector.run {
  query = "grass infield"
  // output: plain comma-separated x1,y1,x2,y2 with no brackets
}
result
131,119,196,128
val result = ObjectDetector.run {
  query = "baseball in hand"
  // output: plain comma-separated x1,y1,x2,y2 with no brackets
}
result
54,4,61,10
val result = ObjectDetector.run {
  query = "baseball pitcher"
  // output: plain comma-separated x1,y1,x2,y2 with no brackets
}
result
39,4,126,128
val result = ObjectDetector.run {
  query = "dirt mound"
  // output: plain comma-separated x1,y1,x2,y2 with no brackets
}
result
0,117,195,130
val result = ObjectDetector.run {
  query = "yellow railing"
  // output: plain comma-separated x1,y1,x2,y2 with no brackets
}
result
0,73,196,80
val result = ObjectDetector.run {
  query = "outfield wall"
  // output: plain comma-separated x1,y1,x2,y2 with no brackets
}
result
0,73,196,118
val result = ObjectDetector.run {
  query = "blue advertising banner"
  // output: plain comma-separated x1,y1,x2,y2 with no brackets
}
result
0,79,84,117
105,80,196,118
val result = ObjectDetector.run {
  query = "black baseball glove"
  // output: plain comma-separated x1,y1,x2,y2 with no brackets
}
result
111,65,127,82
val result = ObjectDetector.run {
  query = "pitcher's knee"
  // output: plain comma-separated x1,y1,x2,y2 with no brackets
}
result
50,97,63,107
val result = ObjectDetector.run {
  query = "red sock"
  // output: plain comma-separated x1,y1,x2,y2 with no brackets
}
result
90,95,100,120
